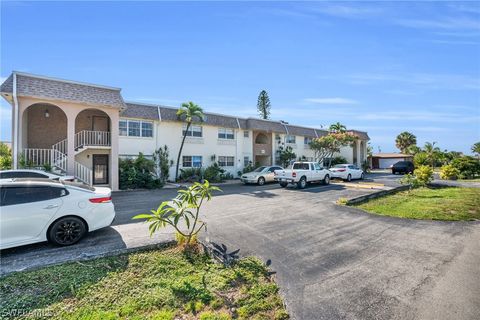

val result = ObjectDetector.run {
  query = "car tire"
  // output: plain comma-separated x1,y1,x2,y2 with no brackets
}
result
323,175,330,185
258,177,265,186
279,181,288,188
297,177,307,189
346,174,352,182
48,216,87,246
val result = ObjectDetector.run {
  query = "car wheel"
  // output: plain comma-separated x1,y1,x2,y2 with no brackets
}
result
258,177,265,186
323,175,330,185
48,216,87,246
360,173,365,180
346,174,352,182
297,177,307,189
279,181,288,188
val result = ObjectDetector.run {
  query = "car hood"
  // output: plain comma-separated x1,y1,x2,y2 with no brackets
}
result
242,172,262,178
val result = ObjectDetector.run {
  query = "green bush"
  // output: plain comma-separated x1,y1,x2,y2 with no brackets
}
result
451,156,480,179
330,156,348,166
0,142,12,169
203,163,225,182
413,165,434,186
413,152,429,167
439,164,460,180
242,161,255,173
119,153,162,190
179,167,203,182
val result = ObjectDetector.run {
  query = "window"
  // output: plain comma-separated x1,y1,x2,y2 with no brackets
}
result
314,163,322,170
218,128,235,139
141,122,153,137
304,137,313,145
182,156,202,168
128,121,141,137
1,186,67,206
0,171,49,179
243,156,250,167
286,135,296,144
119,119,154,137
183,124,203,137
244,131,249,138
293,163,310,170
218,156,235,167
119,120,128,136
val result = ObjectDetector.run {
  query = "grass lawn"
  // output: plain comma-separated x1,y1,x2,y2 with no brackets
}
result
0,245,288,320
353,187,480,221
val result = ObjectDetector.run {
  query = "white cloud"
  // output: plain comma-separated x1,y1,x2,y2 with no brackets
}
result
304,97,358,105
394,16,480,31
309,4,382,19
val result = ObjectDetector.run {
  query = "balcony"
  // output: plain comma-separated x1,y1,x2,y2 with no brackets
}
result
75,130,111,150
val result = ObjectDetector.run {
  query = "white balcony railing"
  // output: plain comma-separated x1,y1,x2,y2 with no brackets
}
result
74,161,93,185
23,148,52,167
75,130,111,149
52,138,67,155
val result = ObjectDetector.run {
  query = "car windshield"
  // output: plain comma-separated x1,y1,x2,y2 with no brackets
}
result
253,166,267,173
333,165,347,168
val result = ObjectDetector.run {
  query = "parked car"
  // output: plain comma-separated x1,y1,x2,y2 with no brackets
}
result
391,161,415,174
329,164,364,181
0,179,115,250
274,161,330,189
0,169,75,182
241,166,284,185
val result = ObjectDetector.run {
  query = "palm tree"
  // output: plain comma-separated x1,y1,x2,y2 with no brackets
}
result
329,122,346,133
423,141,440,168
472,142,480,158
175,102,205,182
395,132,417,154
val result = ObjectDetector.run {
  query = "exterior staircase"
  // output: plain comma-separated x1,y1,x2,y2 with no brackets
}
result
21,130,110,186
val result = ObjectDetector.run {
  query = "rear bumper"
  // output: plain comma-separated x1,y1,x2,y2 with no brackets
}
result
88,203,116,231
275,177,295,183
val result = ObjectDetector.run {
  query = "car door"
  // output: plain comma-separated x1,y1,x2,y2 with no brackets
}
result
313,163,325,180
0,185,65,247
264,167,276,182
348,165,359,179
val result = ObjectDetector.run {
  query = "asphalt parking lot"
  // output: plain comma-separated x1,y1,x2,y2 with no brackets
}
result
1,174,479,319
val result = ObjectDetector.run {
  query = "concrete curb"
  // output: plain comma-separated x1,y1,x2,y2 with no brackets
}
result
0,240,175,277
344,185,410,205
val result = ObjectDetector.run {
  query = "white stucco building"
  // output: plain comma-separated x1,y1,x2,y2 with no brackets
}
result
1,71,369,190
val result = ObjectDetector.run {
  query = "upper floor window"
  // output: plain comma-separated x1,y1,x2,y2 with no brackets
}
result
218,128,235,140
120,119,153,138
304,137,313,145
218,156,235,167
286,135,296,144
244,131,249,138
182,155,202,168
141,122,153,137
183,124,203,137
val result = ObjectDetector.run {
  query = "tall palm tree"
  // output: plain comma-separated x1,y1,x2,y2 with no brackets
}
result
395,131,417,154
175,102,205,182
472,142,480,159
329,122,346,133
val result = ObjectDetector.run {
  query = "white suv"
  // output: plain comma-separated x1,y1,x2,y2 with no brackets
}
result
0,179,115,249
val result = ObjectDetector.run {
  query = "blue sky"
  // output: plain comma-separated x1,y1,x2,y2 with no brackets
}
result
1,1,479,154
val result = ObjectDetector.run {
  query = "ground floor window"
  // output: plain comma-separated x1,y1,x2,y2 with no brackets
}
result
243,156,250,167
218,156,235,167
183,156,202,168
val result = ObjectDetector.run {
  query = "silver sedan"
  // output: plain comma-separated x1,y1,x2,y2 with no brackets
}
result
241,166,284,185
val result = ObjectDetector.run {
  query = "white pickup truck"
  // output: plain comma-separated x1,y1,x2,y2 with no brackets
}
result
274,161,330,189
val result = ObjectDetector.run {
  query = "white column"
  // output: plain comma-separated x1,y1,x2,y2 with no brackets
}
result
356,140,362,167
109,111,119,191
66,113,76,175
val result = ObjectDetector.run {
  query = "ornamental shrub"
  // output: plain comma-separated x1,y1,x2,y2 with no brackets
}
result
119,153,162,190
439,164,460,180
413,165,434,186
203,162,225,182
413,152,429,167
451,156,480,179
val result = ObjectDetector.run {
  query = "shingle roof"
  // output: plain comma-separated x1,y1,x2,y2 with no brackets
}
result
121,102,369,140
0,72,125,109
371,153,412,158
121,103,159,120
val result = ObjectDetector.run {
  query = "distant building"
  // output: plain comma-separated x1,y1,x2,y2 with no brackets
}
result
369,153,413,169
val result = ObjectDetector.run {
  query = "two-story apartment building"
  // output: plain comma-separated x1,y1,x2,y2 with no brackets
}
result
1,72,369,190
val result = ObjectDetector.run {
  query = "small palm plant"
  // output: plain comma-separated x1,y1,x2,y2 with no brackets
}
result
133,181,220,248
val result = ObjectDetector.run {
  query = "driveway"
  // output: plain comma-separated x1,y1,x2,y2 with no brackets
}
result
1,177,479,320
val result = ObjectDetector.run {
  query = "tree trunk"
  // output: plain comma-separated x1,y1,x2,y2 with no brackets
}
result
175,122,191,182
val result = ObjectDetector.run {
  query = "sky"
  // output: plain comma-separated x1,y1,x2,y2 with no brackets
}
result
1,1,479,154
